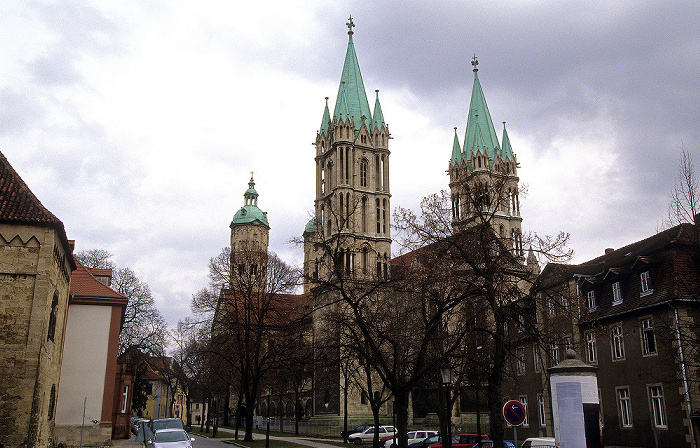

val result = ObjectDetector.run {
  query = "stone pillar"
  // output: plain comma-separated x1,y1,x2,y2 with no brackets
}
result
548,349,601,448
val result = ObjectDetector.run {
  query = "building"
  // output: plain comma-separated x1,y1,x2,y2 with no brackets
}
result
141,356,187,421
0,150,76,448
512,219,700,447
54,257,131,444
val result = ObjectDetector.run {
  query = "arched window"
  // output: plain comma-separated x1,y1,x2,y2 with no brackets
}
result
376,199,381,233
339,195,344,229
360,159,368,187
362,247,368,274
362,196,367,232
346,193,351,224
382,198,387,234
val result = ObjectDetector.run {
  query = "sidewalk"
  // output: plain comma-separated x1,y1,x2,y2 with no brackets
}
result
111,436,144,448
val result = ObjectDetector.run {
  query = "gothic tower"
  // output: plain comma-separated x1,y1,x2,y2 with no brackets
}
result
230,173,270,288
304,17,391,293
449,57,523,257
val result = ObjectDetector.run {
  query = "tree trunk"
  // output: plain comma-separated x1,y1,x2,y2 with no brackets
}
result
394,390,411,448
244,392,255,441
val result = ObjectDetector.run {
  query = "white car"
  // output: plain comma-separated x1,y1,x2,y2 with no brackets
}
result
384,430,439,448
349,426,397,445
149,429,194,448
521,437,555,448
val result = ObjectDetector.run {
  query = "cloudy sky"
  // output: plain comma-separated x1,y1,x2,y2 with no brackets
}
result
2,0,698,325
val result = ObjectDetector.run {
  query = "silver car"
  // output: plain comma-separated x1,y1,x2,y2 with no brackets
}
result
149,429,194,448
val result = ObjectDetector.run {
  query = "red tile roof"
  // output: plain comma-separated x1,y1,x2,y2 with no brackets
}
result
70,256,126,302
0,150,75,269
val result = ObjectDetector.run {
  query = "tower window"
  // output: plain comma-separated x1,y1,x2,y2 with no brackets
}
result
360,159,368,187
47,293,58,342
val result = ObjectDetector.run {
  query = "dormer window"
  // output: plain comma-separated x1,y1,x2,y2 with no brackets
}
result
612,281,623,305
586,290,597,311
640,271,653,296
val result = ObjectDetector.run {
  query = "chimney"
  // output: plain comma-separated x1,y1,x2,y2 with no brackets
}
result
605,248,614,255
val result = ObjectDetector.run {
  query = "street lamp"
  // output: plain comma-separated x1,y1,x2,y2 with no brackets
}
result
441,361,454,448
266,384,272,448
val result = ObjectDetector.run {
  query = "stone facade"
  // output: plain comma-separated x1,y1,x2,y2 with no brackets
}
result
0,223,72,448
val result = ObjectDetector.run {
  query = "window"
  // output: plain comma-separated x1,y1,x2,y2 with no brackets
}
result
561,294,569,312
519,396,529,427
548,297,556,316
516,347,525,375
48,384,56,420
537,394,546,427
360,159,368,187
612,281,623,305
585,330,597,363
649,385,667,428
551,344,559,365
617,387,632,428
534,347,543,372
121,384,129,413
640,271,653,296
586,290,597,311
564,336,572,351
47,293,59,342
611,324,625,360
641,318,657,355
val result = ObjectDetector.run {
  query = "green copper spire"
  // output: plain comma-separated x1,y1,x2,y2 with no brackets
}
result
501,121,514,160
320,97,331,136
333,16,372,128
451,127,463,165
231,173,270,229
463,56,500,161
372,90,385,131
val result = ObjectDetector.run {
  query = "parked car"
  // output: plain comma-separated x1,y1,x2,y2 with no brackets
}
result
429,433,491,448
349,426,397,445
520,438,555,448
384,430,439,448
148,429,194,448
342,424,373,439
131,417,148,435
152,418,185,432
413,434,441,448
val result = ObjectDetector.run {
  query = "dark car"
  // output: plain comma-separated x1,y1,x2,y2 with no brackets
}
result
414,435,441,448
151,418,184,432
342,424,373,439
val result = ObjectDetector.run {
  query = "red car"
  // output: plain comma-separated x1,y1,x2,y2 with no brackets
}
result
429,434,491,448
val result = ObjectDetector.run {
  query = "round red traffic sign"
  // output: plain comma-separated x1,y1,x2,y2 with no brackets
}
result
503,400,526,426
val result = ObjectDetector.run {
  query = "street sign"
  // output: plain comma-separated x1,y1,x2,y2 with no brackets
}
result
503,399,527,426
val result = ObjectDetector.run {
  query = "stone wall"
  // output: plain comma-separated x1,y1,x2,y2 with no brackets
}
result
0,224,72,448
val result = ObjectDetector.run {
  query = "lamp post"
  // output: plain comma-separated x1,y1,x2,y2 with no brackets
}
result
441,361,454,448
266,384,272,448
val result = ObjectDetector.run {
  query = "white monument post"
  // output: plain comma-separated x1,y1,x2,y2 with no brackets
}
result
548,349,601,448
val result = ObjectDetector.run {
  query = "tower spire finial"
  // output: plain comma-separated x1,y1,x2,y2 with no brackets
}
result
346,15,355,36
471,54,479,73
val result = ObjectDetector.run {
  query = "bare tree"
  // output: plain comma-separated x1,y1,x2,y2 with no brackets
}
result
193,245,301,441
74,248,116,270
393,186,571,447
667,148,699,227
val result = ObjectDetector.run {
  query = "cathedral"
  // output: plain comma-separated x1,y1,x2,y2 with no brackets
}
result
228,17,528,427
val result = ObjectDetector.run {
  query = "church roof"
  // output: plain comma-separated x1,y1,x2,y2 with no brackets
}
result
450,127,462,165
320,98,331,136
501,122,514,160
463,57,501,162
372,90,386,132
332,17,372,128
304,216,316,235
231,175,270,229
0,150,76,270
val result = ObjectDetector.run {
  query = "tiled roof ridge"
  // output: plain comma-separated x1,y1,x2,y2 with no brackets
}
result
0,151,76,270
0,151,61,225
